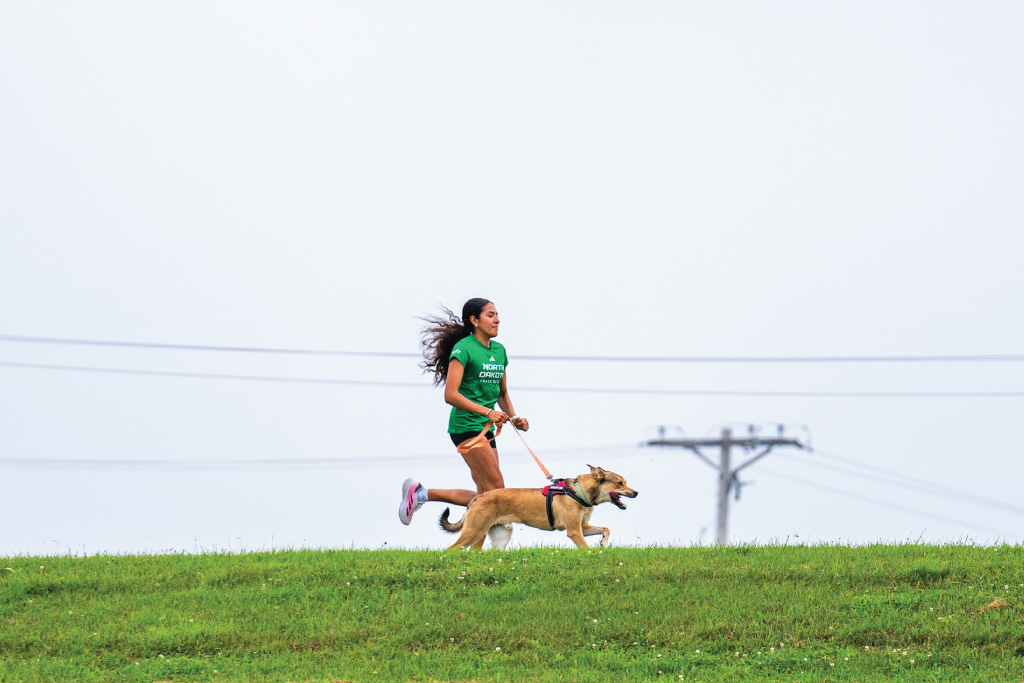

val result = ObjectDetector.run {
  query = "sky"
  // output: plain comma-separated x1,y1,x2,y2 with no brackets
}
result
2,2,1023,556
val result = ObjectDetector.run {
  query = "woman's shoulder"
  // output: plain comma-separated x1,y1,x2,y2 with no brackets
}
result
451,335,475,351
450,334,476,360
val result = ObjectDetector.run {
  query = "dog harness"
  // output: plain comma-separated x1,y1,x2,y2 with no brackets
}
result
542,478,593,530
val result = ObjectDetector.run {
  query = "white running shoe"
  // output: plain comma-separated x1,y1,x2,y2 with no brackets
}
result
399,478,426,525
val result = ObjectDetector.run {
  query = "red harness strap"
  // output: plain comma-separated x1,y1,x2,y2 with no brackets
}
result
542,478,592,529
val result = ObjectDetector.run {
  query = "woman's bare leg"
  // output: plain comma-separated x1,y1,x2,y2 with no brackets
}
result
418,444,505,548
460,444,504,547
461,444,504,493
427,488,476,506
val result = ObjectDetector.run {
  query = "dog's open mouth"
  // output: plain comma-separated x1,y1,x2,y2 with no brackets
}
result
609,491,627,510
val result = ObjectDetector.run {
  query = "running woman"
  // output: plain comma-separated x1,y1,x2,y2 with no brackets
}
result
399,298,529,525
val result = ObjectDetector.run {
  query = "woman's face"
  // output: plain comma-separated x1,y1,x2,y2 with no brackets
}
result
473,303,500,338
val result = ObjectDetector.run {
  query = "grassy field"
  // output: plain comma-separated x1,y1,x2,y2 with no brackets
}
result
1,544,1022,682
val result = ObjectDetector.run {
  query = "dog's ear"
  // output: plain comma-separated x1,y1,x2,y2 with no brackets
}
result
587,464,607,481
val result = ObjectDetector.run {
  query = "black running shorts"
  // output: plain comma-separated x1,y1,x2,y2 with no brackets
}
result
449,430,497,449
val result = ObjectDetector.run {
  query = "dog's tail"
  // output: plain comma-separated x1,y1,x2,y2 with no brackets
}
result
439,507,464,533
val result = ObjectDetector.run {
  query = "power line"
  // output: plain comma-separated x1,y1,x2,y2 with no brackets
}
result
3,334,1023,364
0,334,417,358
813,447,1024,510
777,451,1024,517
756,467,1020,540
3,361,1024,398
0,361,426,389
0,444,635,471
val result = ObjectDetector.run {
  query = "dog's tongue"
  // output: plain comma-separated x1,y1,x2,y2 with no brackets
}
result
610,491,627,509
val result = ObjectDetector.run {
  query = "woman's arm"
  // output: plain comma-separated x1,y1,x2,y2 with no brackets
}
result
445,359,508,423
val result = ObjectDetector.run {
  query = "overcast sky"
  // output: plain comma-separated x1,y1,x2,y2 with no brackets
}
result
2,2,1023,556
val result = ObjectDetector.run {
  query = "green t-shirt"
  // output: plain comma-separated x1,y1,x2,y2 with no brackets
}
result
447,336,508,434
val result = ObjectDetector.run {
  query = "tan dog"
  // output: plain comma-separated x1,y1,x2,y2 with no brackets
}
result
439,465,638,549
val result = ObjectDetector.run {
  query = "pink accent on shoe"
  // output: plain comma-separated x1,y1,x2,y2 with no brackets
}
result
399,477,422,525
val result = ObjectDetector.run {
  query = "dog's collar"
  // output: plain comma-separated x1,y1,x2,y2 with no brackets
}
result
570,478,593,506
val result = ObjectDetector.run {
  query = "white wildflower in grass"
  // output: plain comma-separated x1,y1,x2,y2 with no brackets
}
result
593,619,598,623
495,647,500,652
910,660,916,664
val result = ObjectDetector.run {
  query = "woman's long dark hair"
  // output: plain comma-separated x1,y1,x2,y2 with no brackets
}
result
420,298,491,386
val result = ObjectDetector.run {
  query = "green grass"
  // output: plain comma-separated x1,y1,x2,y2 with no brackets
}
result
1,544,1022,682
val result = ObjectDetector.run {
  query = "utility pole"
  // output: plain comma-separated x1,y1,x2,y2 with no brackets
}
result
646,427,808,546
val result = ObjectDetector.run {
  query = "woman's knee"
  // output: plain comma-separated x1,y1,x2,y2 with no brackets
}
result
472,466,504,492
469,458,504,492
480,472,505,492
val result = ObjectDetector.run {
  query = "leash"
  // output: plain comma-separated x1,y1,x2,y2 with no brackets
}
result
508,419,553,481
457,417,588,531
456,418,553,481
